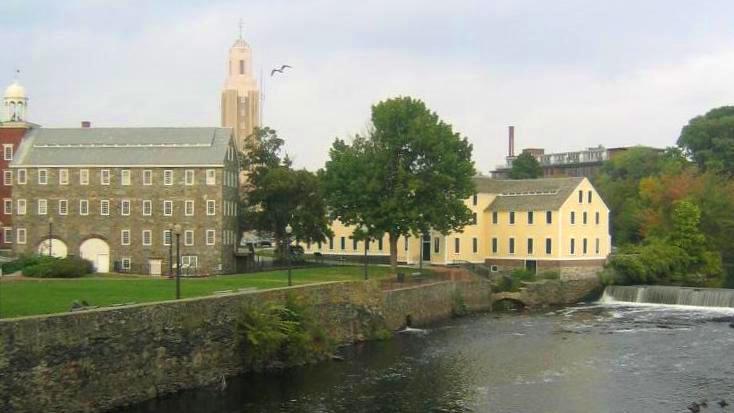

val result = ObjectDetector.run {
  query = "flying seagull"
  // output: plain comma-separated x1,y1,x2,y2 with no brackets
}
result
270,65,292,76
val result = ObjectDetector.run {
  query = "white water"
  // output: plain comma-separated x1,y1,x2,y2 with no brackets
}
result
601,285,734,309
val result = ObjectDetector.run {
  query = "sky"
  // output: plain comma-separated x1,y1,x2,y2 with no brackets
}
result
2,0,734,173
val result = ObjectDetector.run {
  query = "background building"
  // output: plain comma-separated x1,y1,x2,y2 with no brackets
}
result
10,127,241,275
221,33,260,151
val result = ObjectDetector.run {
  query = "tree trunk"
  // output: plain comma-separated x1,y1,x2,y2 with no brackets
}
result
389,232,399,275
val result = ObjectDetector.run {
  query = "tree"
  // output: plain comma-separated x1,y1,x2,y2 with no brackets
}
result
508,151,542,179
240,127,331,259
678,106,734,174
321,97,476,273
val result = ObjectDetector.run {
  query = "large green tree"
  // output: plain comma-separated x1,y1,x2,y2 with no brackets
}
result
678,106,734,174
240,127,331,258
508,151,542,179
321,97,476,273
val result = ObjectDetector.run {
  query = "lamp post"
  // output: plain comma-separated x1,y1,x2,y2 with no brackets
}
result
361,224,369,280
48,217,54,257
168,225,173,276
174,224,182,299
285,224,293,286
0,220,3,319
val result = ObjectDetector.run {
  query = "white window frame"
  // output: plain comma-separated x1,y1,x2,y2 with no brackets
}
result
59,199,68,215
163,170,173,185
121,229,131,246
121,169,131,186
100,169,110,185
3,227,12,244
80,199,89,216
17,168,26,184
143,169,152,185
16,228,26,244
184,230,194,246
3,198,11,215
163,230,172,246
16,199,26,215
100,200,110,216
38,168,48,185
121,199,131,216
142,200,152,216
37,199,47,215
163,200,173,216
185,169,195,185
181,255,198,268
3,144,12,161
185,200,194,216
121,257,131,270
142,230,152,246
206,200,216,216
59,169,69,185
3,170,12,186
206,169,216,185
80,169,89,185
206,229,215,246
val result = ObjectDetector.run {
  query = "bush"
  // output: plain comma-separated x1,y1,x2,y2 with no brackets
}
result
2,254,56,274
22,256,94,278
539,271,560,280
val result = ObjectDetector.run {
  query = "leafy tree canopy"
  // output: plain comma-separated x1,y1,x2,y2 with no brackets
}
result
678,106,734,174
509,151,542,179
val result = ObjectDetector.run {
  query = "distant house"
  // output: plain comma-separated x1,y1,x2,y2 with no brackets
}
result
300,176,611,280
10,127,241,275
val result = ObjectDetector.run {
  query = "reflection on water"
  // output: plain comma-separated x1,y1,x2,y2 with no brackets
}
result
118,303,734,413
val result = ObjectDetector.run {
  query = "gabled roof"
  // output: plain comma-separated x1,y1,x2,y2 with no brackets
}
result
473,176,584,211
11,127,233,167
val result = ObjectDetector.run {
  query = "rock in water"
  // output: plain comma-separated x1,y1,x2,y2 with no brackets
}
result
718,399,728,407
687,402,700,413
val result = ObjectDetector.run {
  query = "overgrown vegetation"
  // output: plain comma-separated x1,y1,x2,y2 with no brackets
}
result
3,254,94,278
451,289,468,317
235,295,335,369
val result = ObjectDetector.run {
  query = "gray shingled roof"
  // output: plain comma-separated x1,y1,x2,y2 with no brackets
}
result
11,127,233,167
472,176,584,211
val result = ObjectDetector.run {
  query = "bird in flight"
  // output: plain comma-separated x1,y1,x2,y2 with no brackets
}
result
271,65,292,76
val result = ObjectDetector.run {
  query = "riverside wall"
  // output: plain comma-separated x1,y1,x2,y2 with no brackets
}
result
0,277,492,413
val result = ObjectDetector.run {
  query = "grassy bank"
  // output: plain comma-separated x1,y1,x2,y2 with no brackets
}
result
0,266,395,318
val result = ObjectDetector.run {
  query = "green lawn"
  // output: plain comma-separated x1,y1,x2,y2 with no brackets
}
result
0,265,394,319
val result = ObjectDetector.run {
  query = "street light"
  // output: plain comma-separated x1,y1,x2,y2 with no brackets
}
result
361,224,369,280
285,224,293,286
174,224,182,299
168,224,174,277
48,217,54,257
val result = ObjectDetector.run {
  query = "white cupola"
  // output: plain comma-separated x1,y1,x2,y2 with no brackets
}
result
3,78,28,122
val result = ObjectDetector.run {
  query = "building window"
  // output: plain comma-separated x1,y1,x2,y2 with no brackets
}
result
578,190,583,203
454,237,460,254
595,238,600,254
163,170,173,185
434,237,440,253
588,191,593,203
185,170,195,185
121,229,131,246
472,194,477,206
38,169,48,185
59,169,69,185
206,169,216,185
80,169,89,185
595,211,600,225
163,230,172,246
583,238,588,255
143,170,152,185
142,230,152,246
206,200,215,216
546,238,552,254
492,211,498,224
472,237,478,253
17,168,26,184
38,199,47,215
404,236,409,251
143,200,152,216
121,199,131,216
4,227,12,243
100,200,110,216
378,238,383,251
329,236,334,250
206,229,215,245
546,210,552,224
340,236,345,250
352,238,358,250
509,211,515,224
59,199,68,215
121,258,131,271
16,199,26,215
239,59,245,74
80,200,89,216
528,211,534,225
16,228,26,244
492,237,498,254
163,200,173,216
3,144,12,160
570,239,576,255
101,169,110,185
181,255,198,269
582,211,588,225
509,238,515,254
121,169,131,185
185,200,194,216
570,211,575,225
472,212,477,225
185,230,194,246
527,238,534,255
3,199,10,215
3,170,11,186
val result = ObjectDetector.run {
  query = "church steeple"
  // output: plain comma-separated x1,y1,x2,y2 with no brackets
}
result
3,70,28,123
221,26,260,151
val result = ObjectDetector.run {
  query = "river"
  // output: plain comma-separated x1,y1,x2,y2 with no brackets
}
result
118,299,734,413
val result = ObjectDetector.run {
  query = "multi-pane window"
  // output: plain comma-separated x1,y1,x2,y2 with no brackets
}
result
16,199,26,215
121,229,131,245
59,169,69,185
206,200,216,216
100,200,110,216
582,211,588,225
101,169,110,185
3,144,13,160
59,199,68,215
546,210,552,224
434,237,440,253
4,227,12,243
16,228,26,244
3,199,11,215
340,236,345,250
163,200,173,216
492,211,498,224
546,238,552,254
595,211,600,225
121,169,131,185
184,230,194,246
454,237,460,254
570,211,576,225
80,200,89,216
38,199,47,215
509,211,515,224
163,170,173,185
206,229,215,246
121,258,131,270
206,169,216,185
121,200,131,216
570,239,576,255
185,200,194,216
80,169,89,185
528,211,534,225
38,169,48,185
142,230,152,246
143,200,152,216
3,170,12,186
588,191,593,203
472,237,478,253
578,190,583,203
181,255,198,268
492,238,498,254
527,238,534,255
595,238,600,254
143,170,152,185
583,238,588,255
17,168,26,184
163,230,172,246
509,237,515,254
185,170,195,185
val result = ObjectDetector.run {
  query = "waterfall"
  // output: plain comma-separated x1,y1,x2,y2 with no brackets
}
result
601,285,734,308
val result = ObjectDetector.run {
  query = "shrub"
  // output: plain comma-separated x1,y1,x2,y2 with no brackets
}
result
539,271,560,280
451,289,468,317
22,256,94,278
2,254,56,274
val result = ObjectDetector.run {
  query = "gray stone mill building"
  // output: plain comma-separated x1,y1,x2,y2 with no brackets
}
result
9,127,241,275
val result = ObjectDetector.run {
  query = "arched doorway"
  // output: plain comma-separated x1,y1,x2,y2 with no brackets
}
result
37,238,68,258
80,238,110,273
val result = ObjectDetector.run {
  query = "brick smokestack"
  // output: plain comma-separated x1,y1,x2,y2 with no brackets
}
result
81,121,91,128
508,125,515,157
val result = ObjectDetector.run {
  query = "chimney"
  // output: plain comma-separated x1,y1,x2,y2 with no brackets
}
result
508,125,515,157
81,121,91,128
